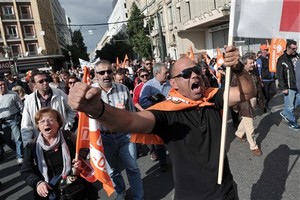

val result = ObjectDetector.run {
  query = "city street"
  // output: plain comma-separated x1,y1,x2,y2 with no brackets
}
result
0,92,299,200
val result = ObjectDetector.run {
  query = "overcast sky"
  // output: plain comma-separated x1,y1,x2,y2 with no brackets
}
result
60,0,113,53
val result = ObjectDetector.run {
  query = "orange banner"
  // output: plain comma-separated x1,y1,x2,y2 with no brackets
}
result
268,38,286,72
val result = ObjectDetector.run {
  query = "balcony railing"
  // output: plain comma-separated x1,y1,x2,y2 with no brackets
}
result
2,14,16,20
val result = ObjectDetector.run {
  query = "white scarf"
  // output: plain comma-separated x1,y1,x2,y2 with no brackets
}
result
36,130,71,183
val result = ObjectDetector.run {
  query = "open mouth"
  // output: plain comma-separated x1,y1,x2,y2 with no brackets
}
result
191,82,202,93
44,128,51,132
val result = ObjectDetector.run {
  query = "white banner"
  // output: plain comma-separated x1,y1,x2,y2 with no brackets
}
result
79,58,100,69
231,0,300,39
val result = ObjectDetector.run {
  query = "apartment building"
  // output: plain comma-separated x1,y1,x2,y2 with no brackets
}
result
96,0,128,51
98,0,282,62
0,0,70,74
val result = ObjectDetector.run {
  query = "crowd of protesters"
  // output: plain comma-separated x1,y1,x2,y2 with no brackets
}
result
0,40,299,199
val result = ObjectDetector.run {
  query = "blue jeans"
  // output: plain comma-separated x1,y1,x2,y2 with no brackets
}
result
1,115,23,158
102,133,144,200
282,89,300,124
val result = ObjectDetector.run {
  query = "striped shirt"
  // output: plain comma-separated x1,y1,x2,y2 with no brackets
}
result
92,82,135,132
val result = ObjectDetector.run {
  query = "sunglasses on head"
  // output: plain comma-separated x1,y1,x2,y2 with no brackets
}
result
173,66,201,79
37,79,49,84
96,70,113,75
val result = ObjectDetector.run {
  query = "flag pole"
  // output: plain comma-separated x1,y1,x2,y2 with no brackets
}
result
217,0,236,185
75,66,89,161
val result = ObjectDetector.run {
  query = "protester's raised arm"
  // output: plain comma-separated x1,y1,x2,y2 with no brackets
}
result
68,82,155,133
224,46,255,106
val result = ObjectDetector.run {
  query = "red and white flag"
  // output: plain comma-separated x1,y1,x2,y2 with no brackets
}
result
231,0,300,39
76,67,114,196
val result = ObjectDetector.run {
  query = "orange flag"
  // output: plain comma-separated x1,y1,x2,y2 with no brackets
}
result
116,57,120,69
268,38,286,72
189,46,195,61
122,54,128,68
216,48,224,68
76,67,114,196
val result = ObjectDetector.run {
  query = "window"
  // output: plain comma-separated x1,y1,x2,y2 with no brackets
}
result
19,6,32,19
23,25,35,37
168,5,173,24
177,7,181,23
186,1,191,19
27,43,37,55
6,26,18,38
2,6,15,19
11,45,21,57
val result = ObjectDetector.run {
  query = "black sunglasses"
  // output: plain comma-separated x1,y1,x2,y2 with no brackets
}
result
96,70,113,75
173,66,201,79
145,63,152,65
68,81,76,84
140,74,149,78
37,79,49,84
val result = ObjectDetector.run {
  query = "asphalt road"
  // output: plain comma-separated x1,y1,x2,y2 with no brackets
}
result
0,93,299,200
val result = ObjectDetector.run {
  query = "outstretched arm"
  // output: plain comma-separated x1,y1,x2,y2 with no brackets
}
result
224,46,256,106
68,83,155,133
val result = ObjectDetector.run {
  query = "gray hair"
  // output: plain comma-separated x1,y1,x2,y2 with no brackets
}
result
152,63,167,77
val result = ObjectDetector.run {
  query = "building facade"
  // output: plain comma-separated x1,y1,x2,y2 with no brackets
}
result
100,0,286,62
0,0,70,74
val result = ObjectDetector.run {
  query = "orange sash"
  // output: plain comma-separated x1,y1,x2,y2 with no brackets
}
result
130,87,219,144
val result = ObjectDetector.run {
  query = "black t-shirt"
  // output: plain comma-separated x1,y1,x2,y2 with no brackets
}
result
150,89,235,200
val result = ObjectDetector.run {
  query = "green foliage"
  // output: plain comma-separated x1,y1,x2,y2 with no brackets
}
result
127,2,152,59
95,31,133,63
63,29,89,67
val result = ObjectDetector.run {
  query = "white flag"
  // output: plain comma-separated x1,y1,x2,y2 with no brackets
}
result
231,0,300,39
79,58,100,69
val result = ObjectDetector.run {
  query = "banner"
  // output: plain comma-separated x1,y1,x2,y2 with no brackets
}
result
232,0,300,39
79,58,100,69
268,38,286,72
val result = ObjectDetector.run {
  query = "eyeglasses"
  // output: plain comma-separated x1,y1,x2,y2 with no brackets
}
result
291,47,297,51
37,79,49,84
173,66,201,79
145,63,152,65
95,70,113,75
140,74,149,78
68,81,76,85
38,118,56,125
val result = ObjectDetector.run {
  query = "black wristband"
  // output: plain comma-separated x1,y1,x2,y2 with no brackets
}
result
86,99,105,119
